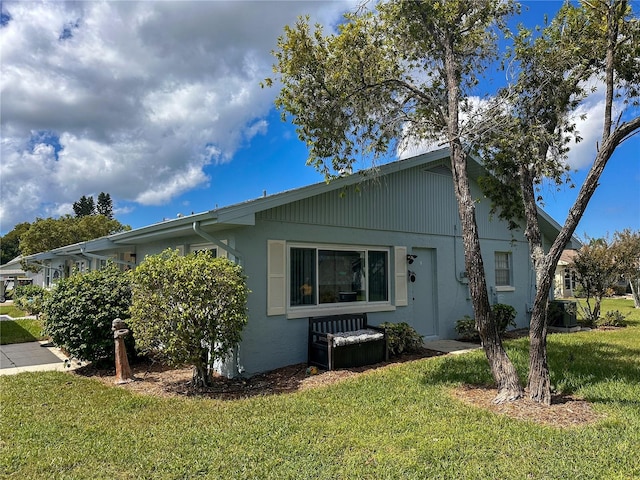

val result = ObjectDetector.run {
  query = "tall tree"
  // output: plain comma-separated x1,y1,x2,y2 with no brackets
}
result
0,222,31,264
269,0,523,401
73,195,96,217
20,215,129,259
96,192,114,219
477,0,639,404
612,229,640,307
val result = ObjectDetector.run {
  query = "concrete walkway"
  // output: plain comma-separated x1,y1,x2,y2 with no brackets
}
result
423,339,481,355
0,340,81,376
0,337,480,377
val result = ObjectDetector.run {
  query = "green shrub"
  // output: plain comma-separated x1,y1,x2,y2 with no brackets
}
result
455,315,479,342
596,310,627,327
129,249,249,387
43,263,132,364
13,284,49,317
493,303,517,332
573,284,586,298
455,304,518,342
379,322,424,356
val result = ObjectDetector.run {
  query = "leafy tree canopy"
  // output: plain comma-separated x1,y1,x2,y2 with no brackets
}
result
96,192,114,219
0,222,31,265
20,215,130,257
611,229,640,307
73,195,96,217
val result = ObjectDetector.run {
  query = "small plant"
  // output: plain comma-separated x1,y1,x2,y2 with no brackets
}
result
379,322,424,356
596,310,627,328
455,304,518,342
455,315,479,342
493,303,517,332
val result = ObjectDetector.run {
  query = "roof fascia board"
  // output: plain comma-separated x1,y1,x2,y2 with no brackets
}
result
110,211,218,244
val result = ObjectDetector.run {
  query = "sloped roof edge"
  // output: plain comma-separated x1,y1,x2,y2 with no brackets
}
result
23,147,578,256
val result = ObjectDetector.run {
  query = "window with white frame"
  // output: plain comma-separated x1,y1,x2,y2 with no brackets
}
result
289,245,389,307
494,252,512,287
564,269,577,290
189,243,217,256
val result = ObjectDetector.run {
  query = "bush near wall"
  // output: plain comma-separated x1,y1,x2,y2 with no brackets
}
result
13,285,49,317
43,263,133,364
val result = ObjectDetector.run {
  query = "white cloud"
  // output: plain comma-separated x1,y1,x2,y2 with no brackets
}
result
0,0,354,232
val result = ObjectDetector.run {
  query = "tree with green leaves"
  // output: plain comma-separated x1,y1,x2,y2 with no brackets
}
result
129,249,249,387
96,192,114,219
0,222,30,264
73,195,96,217
20,215,129,259
475,0,639,404
612,229,640,308
571,238,618,325
268,0,524,402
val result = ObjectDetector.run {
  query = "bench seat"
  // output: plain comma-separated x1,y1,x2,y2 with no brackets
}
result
308,313,388,370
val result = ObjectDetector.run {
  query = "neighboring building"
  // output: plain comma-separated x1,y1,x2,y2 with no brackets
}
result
0,256,43,301
554,250,580,299
21,149,579,376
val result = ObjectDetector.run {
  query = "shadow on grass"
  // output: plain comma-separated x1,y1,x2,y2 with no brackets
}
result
546,336,640,400
422,334,640,405
0,320,44,345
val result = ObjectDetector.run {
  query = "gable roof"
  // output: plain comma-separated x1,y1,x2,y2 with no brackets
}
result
23,148,580,258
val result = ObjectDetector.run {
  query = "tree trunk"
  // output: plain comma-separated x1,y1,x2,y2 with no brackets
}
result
451,142,523,403
630,279,640,308
527,273,554,405
443,35,523,403
517,164,554,404
192,349,213,388
525,116,640,403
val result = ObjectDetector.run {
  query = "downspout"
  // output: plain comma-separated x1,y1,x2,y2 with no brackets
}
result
192,221,243,265
192,220,245,379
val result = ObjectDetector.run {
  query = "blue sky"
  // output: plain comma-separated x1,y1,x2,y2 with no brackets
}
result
1,1,638,241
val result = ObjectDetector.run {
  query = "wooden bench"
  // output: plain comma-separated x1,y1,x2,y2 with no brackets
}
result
308,313,388,371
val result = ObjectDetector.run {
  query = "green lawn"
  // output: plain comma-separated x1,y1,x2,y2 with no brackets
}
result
0,305,28,319
0,319,46,345
1,299,639,479
0,305,45,345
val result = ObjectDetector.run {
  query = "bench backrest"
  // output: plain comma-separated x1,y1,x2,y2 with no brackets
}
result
309,313,368,334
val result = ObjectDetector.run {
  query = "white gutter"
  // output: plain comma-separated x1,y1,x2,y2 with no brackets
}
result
192,221,243,265
80,249,136,267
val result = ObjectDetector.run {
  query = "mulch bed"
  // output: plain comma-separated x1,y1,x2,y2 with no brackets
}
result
73,338,602,428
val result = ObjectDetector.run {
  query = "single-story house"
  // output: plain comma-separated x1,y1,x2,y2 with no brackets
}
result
554,249,579,299
0,256,43,302
22,148,579,376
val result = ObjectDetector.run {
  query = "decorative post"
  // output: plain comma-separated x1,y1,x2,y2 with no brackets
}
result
112,318,135,384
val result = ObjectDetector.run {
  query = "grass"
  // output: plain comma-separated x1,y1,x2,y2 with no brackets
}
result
1,299,639,479
0,305,28,319
0,319,47,345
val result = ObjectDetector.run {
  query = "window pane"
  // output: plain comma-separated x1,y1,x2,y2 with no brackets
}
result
368,251,388,302
495,252,511,286
290,248,316,305
318,250,365,303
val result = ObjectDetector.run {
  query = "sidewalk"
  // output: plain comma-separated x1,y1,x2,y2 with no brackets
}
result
423,339,481,355
0,340,82,375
